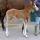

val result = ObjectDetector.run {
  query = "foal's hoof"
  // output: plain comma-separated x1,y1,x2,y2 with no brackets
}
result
3,30,8,37
23,30,28,37
6,33,8,37
3,27,9,37
5,28,9,37
5,31,8,37
24,34,28,37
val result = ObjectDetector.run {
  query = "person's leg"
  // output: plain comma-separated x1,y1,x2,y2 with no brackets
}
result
38,17,40,33
35,17,39,36
39,22,40,33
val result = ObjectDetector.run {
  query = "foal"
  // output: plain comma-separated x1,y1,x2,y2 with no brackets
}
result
5,2,34,37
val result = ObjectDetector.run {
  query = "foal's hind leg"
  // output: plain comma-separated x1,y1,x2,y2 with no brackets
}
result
1,14,8,36
4,13,9,36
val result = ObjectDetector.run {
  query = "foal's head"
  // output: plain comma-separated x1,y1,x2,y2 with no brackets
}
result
24,0,34,12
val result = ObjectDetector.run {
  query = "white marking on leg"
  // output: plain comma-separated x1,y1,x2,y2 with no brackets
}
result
5,27,8,36
23,20,28,37
5,13,9,36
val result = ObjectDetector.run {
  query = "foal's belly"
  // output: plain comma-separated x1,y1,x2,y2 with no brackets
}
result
6,9,25,21
6,8,31,21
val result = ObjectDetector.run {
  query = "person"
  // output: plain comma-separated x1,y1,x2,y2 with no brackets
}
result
34,0,40,36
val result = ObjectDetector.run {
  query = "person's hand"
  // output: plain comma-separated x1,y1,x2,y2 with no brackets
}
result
34,3,39,11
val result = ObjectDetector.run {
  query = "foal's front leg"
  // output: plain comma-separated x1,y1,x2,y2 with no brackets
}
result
22,20,28,37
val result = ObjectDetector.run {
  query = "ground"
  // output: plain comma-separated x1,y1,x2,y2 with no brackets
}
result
0,18,40,40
